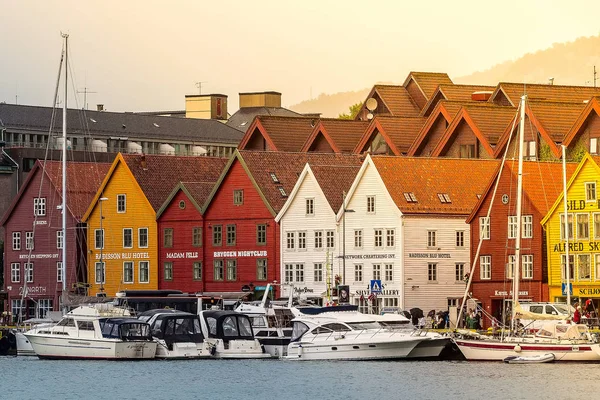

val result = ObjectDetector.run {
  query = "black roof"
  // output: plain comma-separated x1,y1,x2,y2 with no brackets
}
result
0,103,243,144
138,309,195,318
99,317,147,324
226,106,302,132
201,310,242,319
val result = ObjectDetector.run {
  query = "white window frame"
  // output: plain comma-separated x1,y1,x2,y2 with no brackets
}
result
306,198,314,216
595,254,600,282
326,230,335,249
214,259,224,281
455,263,465,282
138,227,149,248
594,213,600,240
117,194,126,213
506,255,516,280
227,259,237,281
164,262,173,281
508,216,518,239
374,229,383,248
560,213,574,240
57,261,63,283
373,264,381,281
95,262,105,284
367,196,376,213
122,228,133,249
384,264,393,281
427,230,436,248
480,256,491,280
298,231,307,251
354,229,363,249
577,213,590,240
522,255,533,279
284,264,293,283
456,231,464,248
194,262,203,281
480,217,490,240
561,254,574,281
286,231,295,250
585,182,597,202
25,231,34,250
295,263,304,283
314,230,323,250
522,215,533,239
34,197,46,216
56,230,64,249
427,263,437,282
95,229,104,250
354,264,363,282
591,137,599,155
12,232,21,250
123,261,134,283
578,254,591,281
139,261,150,283
314,263,323,282
386,229,395,248
11,263,20,283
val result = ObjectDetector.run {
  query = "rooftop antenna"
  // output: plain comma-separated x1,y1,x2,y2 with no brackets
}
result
77,86,97,110
548,77,554,85
195,81,207,95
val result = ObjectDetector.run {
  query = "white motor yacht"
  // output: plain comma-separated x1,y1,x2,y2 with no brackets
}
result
24,304,157,360
198,310,272,359
138,309,212,359
16,316,61,356
286,307,429,360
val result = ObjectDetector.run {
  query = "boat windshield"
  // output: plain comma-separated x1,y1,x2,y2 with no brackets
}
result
290,321,309,342
346,322,381,330
120,323,151,340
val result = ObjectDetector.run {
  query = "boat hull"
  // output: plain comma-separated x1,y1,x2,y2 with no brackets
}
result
155,341,211,359
454,338,600,362
407,337,451,358
208,339,272,359
287,338,424,361
16,332,36,357
257,337,290,358
25,334,158,360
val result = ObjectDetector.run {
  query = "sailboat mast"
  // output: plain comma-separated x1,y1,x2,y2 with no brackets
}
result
61,33,68,311
511,95,526,331
562,145,571,311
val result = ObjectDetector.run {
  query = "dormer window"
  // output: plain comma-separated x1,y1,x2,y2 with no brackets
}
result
270,172,280,183
591,137,599,155
438,193,451,203
278,187,287,197
403,192,417,203
525,141,537,161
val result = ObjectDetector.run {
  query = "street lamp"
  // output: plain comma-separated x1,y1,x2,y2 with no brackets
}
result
342,192,355,285
98,197,108,293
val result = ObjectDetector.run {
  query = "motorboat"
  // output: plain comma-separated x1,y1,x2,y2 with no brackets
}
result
198,310,271,359
16,316,61,356
24,304,157,360
504,353,555,364
138,309,211,359
286,307,429,360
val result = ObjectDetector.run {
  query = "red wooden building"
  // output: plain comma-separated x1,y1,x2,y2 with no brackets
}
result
1,160,110,321
467,161,577,327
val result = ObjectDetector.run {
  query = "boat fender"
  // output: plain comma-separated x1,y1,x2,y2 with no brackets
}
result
514,344,522,353
298,344,303,358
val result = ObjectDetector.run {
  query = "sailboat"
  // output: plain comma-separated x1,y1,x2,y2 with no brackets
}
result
452,95,600,362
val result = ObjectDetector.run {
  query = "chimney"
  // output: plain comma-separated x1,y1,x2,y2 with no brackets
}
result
140,154,147,170
239,91,282,109
185,94,228,120
97,104,104,111
471,91,493,101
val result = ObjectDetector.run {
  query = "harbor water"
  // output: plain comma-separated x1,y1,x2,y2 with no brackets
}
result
1,357,599,399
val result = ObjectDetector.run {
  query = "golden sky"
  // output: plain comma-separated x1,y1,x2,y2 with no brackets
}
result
1,0,599,112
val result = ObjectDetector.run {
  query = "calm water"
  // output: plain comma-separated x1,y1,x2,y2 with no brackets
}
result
1,357,599,400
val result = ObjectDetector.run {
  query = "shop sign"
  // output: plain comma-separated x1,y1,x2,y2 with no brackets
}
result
494,290,529,296
213,250,267,257
408,253,451,259
35,220,47,225
19,253,59,260
293,287,314,294
95,252,150,260
344,254,395,260
166,252,199,259
19,286,47,296
355,289,399,296
578,288,600,296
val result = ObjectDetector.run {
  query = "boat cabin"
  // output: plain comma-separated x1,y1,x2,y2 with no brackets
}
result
98,318,153,341
201,311,255,342
138,309,204,347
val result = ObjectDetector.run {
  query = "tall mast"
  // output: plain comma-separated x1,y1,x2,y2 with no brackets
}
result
562,145,571,311
61,33,68,313
511,95,526,332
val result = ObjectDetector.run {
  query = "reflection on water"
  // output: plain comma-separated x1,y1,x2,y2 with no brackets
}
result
2,357,599,400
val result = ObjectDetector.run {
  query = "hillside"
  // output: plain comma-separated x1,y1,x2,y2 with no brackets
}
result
290,35,600,117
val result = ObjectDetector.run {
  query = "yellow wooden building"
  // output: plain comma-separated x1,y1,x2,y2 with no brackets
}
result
541,153,600,305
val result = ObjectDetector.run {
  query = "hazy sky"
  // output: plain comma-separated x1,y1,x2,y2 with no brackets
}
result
1,0,599,113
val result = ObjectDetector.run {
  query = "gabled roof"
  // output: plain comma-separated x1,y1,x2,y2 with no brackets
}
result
1,160,111,226
402,72,454,100
226,106,302,132
156,181,219,219
407,100,465,156
354,116,426,155
420,84,496,116
563,97,600,147
204,150,363,217
237,115,318,152
300,119,370,153
432,103,517,157
372,156,498,215
467,160,578,224
490,82,600,107
355,85,421,120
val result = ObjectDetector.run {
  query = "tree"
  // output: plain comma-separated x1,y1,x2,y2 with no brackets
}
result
338,102,362,120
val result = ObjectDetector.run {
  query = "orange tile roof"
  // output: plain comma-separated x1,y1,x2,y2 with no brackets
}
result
311,164,361,212
302,119,369,153
527,100,588,142
462,103,518,146
408,100,467,156
372,156,499,214
563,97,600,147
421,84,496,116
239,115,319,152
122,154,228,211
371,85,421,117
374,116,427,154
404,72,454,99
493,82,600,106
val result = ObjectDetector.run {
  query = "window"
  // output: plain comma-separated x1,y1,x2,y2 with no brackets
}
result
139,261,149,283
403,192,417,203
354,230,363,249
214,260,224,281
164,228,174,248
95,262,105,284
591,137,599,155
594,214,600,240
428,263,437,281
11,263,20,283
12,232,21,250
354,264,363,282
233,189,244,205
56,230,64,249
314,263,323,282
314,231,323,249
295,264,304,283
193,227,202,247
117,194,126,213
427,231,436,247
38,299,53,319
286,232,295,250
367,196,375,213
257,259,267,281
522,215,533,239
57,261,63,282
164,262,173,281
525,141,537,161
213,225,222,246
455,263,465,282
95,229,104,249
226,225,236,246
578,254,591,280
298,231,306,250
508,216,518,239
560,214,574,240
561,254,575,281
374,229,383,248
438,193,452,203
480,256,491,280
306,198,314,215
11,300,24,322
193,262,202,280
284,264,293,283
25,231,34,250
226,259,237,281
386,229,395,248
139,228,148,248
373,264,381,280
456,231,464,248
522,255,533,279
123,228,133,248
270,172,280,183
586,182,597,202
506,255,516,279
326,230,335,249
33,197,46,216
123,261,134,283
385,264,393,281
257,224,266,245
595,255,600,282
480,217,490,240
459,144,476,158
278,187,287,197
577,214,589,240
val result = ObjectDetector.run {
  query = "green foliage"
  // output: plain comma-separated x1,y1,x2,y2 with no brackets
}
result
338,102,362,120
570,141,588,162
539,142,554,161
